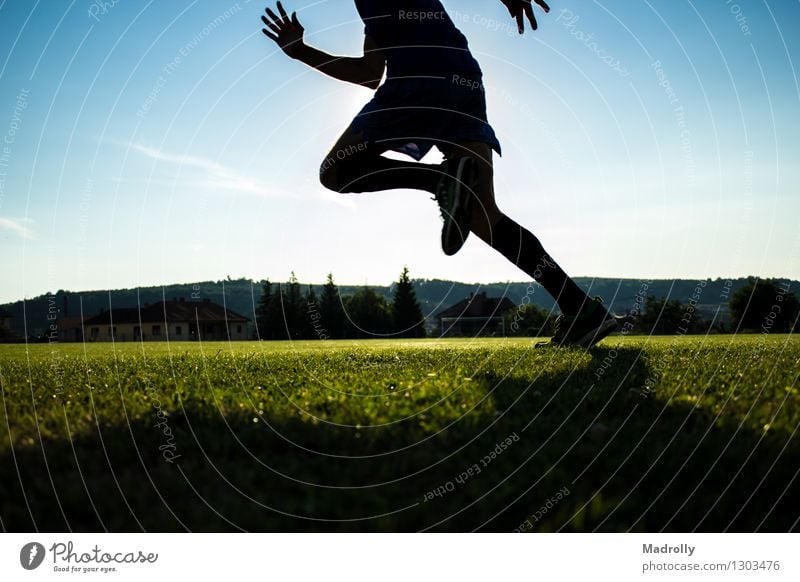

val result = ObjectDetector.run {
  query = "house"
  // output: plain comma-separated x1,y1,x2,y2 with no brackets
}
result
81,298,250,342
435,292,516,337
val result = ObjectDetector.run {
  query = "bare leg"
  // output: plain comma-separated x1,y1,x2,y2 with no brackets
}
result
319,125,441,194
438,141,502,243
446,141,591,316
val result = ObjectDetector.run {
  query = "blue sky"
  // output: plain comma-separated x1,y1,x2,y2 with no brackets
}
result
0,0,798,302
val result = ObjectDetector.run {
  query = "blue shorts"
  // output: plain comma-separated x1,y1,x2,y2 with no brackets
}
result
349,74,502,161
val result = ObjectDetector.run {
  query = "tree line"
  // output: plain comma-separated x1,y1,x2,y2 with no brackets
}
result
503,278,799,337
255,267,426,340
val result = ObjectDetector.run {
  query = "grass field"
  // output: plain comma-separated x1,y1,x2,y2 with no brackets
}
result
1,335,798,532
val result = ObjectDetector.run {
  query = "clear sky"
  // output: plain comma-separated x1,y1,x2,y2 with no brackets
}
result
1,0,798,303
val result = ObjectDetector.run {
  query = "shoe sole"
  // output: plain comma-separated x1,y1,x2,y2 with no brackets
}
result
573,317,619,348
441,158,475,256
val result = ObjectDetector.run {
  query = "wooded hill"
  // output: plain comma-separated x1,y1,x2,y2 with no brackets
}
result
3,276,795,338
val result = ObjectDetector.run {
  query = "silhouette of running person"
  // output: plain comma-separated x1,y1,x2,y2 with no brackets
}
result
262,0,620,347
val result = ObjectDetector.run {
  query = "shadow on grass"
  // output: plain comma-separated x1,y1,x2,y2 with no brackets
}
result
1,346,797,532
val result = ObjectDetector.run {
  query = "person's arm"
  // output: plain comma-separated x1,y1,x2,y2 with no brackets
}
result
262,2,385,90
499,0,551,34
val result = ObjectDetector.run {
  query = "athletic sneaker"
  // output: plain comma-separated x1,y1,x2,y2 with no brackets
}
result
550,297,620,348
434,156,478,256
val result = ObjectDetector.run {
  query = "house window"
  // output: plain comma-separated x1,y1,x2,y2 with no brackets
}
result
91,327,99,338
175,326,182,336
236,325,242,334
134,326,141,339
152,325,161,336
108,326,116,337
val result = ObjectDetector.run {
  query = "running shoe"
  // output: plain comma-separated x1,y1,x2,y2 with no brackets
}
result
433,156,477,256
550,297,620,348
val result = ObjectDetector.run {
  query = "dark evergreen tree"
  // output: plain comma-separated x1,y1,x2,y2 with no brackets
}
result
260,276,302,341
265,282,287,340
282,272,304,339
320,273,345,338
255,279,273,339
303,284,324,339
304,284,318,311
344,286,391,338
391,266,425,338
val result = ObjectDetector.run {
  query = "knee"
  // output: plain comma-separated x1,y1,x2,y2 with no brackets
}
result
319,155,342,192
319,155,369,193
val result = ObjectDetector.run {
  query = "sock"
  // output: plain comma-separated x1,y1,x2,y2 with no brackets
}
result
331,155,441,193
489,215,590,316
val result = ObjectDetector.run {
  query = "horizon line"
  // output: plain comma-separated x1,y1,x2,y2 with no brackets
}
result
3,274,798,305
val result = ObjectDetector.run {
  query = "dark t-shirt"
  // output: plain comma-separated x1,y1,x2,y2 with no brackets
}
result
354,0,482,78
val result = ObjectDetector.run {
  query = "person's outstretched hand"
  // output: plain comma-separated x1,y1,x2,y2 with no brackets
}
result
261,2,305,58
500,0,551,34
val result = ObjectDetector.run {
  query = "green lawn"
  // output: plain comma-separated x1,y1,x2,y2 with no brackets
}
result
1,335,798,532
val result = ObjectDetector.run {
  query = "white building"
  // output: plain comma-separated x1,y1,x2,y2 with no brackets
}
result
80,298,250,342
